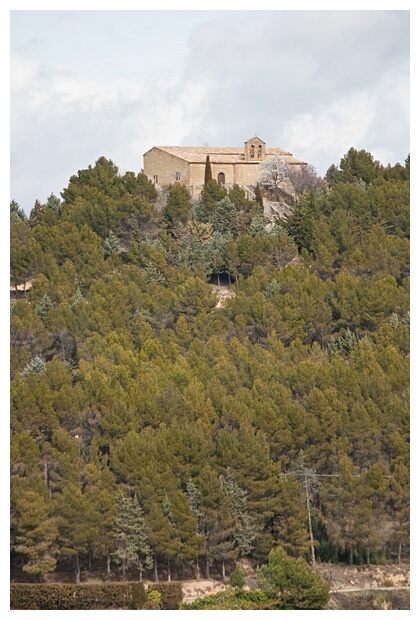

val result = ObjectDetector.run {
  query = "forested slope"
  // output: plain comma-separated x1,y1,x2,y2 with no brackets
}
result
10,150,409,583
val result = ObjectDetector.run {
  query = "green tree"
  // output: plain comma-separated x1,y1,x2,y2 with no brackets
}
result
254,183,264,210
282,188,319,253
211,197,240,237
220,468,256,557
103,230,122,258
13,488,59,580
271,475,311,559
163,183,192,227
11,199,27,222
229,564,245,588
204,155,212,185
199,179,227,219
55,482,101,583
257,546,330,609
113,492,153,580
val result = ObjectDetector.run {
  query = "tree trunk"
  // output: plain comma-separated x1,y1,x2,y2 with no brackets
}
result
366,547,371,566
349,546,354,566
139,561,143,582
106,554,111,580
305,478,316,567
222,559,226,581
167,557,171,582
154,554,159,582
205,553,210,579
196,556,201,579
75,553,81,584
398,542,402,564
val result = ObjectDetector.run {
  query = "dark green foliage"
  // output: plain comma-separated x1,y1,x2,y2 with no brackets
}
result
145,582,183,609
199,178,227,218
220,468,256,556
163,183,192,227
10,149,410,585
103,231,122,257
254,182,264,209
180,588,275,610
229,564,245,587
257,547,330,609
113,492,152,579
10,582,146,610
282,187,319,253
326,148,382,186
11,199,27,222
204,155,212,185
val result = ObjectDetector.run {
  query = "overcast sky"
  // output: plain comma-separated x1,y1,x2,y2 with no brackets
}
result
9,7,410,214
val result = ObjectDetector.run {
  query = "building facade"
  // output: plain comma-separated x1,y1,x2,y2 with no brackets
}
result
143,136,306,198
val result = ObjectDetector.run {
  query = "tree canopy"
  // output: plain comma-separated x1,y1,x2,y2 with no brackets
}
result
10,148,410,587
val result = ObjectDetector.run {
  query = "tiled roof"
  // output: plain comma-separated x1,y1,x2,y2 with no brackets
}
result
145,145,305,165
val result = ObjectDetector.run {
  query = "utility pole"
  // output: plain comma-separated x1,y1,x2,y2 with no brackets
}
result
280,455,321,567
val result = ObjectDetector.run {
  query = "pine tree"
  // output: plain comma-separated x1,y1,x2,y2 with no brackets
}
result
254,182,264,210
211,197,240,237
163,183,192,227
249,214,269,237
20,356,46,379
14,489,59,580
257,546,330,609
220,468,256,557
103,230,122,257
113,492,152,580
10,199,27,222
204,155,212,185
35,294,53,322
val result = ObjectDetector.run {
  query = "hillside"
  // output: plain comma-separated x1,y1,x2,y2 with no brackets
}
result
10,150,409,598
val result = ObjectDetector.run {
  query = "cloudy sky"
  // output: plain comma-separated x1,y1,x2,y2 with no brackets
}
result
9,6,410,214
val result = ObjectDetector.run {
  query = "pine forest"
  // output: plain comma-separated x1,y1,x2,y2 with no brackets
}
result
10,149,410,596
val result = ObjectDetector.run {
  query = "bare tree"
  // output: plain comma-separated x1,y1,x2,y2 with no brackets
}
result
287,163,324,195
258,155,291,202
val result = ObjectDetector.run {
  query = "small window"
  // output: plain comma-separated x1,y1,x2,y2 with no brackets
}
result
153,174,158,183
175,172,181,181
250,145,255,158
218,172,225,185
257,145,262,159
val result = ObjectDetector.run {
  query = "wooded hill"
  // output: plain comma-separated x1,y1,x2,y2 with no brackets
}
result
10,149,409,584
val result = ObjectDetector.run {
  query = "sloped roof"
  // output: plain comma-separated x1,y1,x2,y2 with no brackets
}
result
144,145,305,166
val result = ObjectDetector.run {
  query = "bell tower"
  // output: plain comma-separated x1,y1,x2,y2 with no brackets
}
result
244,136,266,161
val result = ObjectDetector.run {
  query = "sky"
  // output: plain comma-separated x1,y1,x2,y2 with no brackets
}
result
7,5,411,214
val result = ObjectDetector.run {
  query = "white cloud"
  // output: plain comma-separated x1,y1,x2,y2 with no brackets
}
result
10,10,410,212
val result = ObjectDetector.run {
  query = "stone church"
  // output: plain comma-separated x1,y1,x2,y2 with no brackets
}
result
143,136,306,198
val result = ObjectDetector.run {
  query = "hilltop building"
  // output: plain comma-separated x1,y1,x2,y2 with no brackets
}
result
143,136,306,198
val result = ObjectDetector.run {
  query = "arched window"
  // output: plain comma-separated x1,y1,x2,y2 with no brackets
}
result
218,172,225,185
257,145,262,159
250,145,255,158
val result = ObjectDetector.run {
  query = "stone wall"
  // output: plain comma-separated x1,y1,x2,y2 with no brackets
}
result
143,148,190,187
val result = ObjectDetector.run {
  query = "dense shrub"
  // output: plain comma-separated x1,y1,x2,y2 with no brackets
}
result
180,588,276,610
10,582,146,610
145,582,183,609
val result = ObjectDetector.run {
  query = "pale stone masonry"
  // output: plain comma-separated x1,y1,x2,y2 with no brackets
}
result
143,136,306,198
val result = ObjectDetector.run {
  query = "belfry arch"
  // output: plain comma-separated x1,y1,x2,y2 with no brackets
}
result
244,136,266,161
